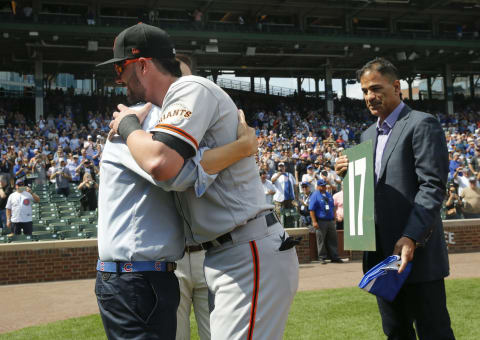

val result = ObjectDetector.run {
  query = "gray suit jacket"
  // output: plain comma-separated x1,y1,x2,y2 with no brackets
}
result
360,104,450,283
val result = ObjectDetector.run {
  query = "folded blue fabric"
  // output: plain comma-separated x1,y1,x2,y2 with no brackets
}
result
358,255,412,302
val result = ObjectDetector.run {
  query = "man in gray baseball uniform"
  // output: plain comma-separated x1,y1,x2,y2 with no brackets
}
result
96,30,258,340
106,23,299,340
97,104,256,340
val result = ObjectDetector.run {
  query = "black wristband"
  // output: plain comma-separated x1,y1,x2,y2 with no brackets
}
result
118,114,142,141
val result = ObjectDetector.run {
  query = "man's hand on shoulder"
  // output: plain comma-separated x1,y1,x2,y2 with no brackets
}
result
335,155,349,177
109,103,152,134
393,236,415,274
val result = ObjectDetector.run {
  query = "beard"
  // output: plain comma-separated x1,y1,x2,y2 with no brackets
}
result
126,71,147,105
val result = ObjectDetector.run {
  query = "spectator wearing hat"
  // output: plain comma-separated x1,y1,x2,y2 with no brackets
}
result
260,170,276,205
460,176,480,218
50,158,71,197
13,158,27,182
271,161,296,217
309,179,343,264
5,179,39,236
298,182,313,229
449,152,461,179
66,154,81,184
301,165,317,192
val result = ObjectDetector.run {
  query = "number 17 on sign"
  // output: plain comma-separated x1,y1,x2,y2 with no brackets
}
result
343,140,376,251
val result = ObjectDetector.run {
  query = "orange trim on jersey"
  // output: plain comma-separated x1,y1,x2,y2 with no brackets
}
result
154,124,199,149
248,241,260,340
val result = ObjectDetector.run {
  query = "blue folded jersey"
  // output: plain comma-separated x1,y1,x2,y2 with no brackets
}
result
358,255,412,302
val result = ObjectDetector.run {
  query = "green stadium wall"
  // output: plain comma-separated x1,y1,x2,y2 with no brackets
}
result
1,221,479,285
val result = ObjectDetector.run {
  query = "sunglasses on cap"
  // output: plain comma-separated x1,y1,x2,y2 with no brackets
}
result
114,58,152,80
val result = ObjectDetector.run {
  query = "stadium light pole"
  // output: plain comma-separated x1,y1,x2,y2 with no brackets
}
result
34,52,44,121
444,64,454,116
470,75,475,99
427,77,432,101
325,63,334,115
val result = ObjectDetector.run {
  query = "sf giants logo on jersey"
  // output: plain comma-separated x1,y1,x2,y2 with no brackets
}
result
156,101,192,126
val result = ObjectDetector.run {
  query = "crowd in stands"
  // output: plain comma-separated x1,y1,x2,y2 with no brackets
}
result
0,92,109,238
252,97,480,230
1,90,480,240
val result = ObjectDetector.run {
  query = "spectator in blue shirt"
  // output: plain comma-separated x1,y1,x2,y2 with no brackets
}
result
309,179,343,264
449,152,460,179
13,158,27,181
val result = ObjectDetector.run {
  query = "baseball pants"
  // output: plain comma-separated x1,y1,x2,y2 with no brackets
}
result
175,249,210,340
204,216,299,340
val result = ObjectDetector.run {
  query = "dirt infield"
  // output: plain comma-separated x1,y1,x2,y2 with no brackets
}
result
1,252,479,334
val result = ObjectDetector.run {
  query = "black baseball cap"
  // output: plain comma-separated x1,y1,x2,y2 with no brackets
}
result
96,23,176,67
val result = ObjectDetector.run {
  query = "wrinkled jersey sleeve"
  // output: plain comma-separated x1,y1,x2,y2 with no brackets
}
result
148,80,218,156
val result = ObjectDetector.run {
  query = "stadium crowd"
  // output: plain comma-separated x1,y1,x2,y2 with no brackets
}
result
252,98,480,227
1,91,480,239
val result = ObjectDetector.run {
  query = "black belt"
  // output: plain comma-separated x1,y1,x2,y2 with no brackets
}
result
201,212,279,251
185,245,204,252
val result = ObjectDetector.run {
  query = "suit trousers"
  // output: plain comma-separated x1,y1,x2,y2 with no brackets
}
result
175,249,210,340
376,279,455,340
315,220,339,260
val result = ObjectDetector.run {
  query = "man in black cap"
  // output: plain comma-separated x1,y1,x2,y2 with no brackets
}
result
101,23,298,340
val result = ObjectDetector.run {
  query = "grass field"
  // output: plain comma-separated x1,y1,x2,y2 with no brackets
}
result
2,278,478,340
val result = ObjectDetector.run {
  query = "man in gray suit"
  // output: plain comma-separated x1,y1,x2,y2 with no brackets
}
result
336,58,455,340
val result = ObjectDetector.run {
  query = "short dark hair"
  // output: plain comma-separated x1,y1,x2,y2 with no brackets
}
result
356,57,399,82
152,58,182,78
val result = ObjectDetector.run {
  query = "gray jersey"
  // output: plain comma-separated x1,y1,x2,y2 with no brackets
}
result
98,104,214,262
150,76,272,243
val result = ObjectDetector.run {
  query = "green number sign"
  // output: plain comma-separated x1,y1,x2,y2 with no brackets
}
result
343,140,376,251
